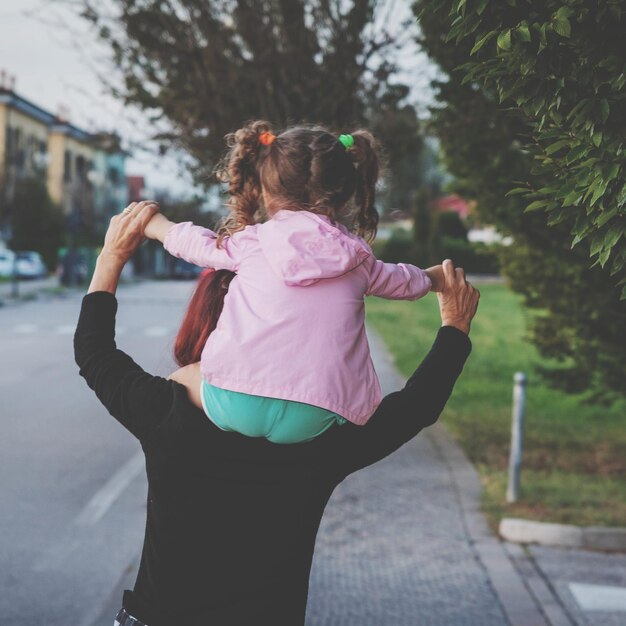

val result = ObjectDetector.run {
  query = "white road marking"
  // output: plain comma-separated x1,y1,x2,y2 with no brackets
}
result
56,324,76,334
7,324,170,336
144,326,169,337
75,451,145,526
569,582,626,611
33,450,145,571
14,324,38,333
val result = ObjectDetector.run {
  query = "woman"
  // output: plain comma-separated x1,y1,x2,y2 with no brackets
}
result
75,201,479,626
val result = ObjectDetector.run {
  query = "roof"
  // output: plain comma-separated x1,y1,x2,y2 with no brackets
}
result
0,87,92,143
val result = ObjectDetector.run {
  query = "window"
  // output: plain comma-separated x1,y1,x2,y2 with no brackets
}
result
76,155,85,180
64,150,72,182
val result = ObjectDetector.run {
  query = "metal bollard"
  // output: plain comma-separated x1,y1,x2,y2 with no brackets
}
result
506,372,527,503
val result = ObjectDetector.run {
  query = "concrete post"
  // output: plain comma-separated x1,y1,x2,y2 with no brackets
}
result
506,372,527,503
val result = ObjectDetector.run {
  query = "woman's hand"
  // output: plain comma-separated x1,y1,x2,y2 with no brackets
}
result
101,201,160,263
88,201,159,294
436,259,480,335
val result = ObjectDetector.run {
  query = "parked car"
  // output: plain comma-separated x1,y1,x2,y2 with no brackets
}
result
0,249,15,278
14,251,47,279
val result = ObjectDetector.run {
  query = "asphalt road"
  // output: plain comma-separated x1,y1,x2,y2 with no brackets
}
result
0,280,194,625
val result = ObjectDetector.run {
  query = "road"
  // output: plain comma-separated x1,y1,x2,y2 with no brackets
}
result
0,280,191,625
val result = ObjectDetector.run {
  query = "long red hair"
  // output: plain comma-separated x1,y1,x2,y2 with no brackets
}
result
174,269,236,367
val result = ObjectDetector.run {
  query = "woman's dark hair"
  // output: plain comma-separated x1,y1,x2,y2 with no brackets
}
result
174,269,236,367
215,121,380,243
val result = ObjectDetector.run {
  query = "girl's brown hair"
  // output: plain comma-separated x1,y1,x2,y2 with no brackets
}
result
215,121,380,243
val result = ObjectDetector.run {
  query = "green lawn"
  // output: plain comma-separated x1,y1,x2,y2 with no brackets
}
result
366,283,626,528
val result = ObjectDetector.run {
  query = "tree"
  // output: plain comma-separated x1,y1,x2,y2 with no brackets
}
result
368,83,424,212
9,178,65,270
416,0,625,290
411,185,439,266
414,0,626,399
78,0,421,192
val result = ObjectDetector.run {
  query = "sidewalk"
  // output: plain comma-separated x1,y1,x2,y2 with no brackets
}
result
0,276,60,303
305,328,543,626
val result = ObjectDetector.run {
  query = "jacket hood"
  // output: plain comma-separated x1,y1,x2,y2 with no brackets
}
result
257,210,371,286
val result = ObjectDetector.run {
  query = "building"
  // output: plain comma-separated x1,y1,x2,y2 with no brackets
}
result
434,194,474,219
127,175,145,203
0,85,52,239
0,78,128,248
47,117,94,209
91,132,128,235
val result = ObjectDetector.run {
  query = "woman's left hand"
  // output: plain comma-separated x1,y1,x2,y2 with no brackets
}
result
102,201,160,264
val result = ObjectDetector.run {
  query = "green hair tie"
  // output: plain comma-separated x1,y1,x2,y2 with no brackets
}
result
338,134,354,150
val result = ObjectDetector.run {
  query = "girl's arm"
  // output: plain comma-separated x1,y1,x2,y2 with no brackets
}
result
144,212,174,243
145,213,248,272
365,257,437,300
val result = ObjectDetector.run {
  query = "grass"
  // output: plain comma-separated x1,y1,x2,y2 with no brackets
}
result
366,283,626,529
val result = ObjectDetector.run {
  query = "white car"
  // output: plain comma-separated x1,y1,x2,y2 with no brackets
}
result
15,251,47,279
0,249,16,278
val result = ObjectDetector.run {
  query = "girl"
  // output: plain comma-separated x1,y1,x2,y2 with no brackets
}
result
144,121,445,443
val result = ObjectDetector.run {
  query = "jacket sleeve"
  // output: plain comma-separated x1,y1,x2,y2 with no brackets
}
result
365,256,432,300
74,292,175,441
334,326,471,477
163,222,248,271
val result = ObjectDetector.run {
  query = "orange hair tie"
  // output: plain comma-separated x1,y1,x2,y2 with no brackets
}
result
259,131,276,146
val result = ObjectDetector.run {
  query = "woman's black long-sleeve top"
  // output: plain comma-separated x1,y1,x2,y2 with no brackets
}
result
74,291,472,626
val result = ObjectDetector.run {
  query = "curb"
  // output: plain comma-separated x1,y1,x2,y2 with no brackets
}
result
500,518,626,553
427,424,550,626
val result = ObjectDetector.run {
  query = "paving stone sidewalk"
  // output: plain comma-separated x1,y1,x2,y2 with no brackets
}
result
306,327,626,626
305,328,517,626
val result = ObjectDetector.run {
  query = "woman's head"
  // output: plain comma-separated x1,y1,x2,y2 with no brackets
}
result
215,121,381,243
174,269,236,367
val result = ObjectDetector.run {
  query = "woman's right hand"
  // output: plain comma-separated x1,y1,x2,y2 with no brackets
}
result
436,259,480,335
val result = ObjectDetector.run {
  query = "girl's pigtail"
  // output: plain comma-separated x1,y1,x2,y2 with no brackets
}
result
348,130,380,243
215,120,273,245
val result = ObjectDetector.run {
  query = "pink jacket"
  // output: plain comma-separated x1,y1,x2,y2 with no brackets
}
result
164,210,432,425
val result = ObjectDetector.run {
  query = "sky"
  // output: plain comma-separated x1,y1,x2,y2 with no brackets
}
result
0,0,197,197
0,0,440,199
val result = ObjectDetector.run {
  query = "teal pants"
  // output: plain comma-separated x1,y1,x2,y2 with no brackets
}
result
200,381,346,444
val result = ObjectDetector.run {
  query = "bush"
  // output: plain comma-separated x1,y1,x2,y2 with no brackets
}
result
377,229,418,264
415,0,626,285
436,211,468,240
414,0,626,400
439,238,500,275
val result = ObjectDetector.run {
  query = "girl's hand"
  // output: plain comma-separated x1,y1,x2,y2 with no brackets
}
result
145,212,175,242
425,264,445,292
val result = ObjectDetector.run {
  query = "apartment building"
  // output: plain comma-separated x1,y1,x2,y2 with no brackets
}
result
0,82,127,245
